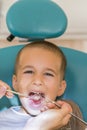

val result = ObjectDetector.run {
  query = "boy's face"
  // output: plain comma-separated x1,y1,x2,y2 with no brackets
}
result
13,47,66,115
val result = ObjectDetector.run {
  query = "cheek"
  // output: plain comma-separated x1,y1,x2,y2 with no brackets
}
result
46,81,60,99
13,72,34,93
45,74,62,92
46,77,60,88
14,77,30,93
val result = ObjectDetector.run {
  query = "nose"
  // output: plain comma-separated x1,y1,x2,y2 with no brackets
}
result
32,74,43,86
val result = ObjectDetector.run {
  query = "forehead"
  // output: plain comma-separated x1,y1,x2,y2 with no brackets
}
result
18,47,62,67
15,46,63,74
20,47,61,59
21,45,61,55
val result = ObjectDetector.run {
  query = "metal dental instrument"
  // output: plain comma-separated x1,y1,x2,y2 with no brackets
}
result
6,89,28,98
46,97,87,126
6,89,87,125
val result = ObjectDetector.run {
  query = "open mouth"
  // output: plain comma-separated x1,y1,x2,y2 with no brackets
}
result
28,91,45,108
20,91,46,116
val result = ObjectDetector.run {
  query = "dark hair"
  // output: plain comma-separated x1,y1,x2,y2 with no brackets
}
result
14,41,67,79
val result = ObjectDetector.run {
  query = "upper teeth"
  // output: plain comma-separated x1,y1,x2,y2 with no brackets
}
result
34,92,40,95
30,92,41,95
29,91,45,98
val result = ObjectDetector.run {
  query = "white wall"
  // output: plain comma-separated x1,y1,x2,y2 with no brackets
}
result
0,0,15,39
53,0,87,39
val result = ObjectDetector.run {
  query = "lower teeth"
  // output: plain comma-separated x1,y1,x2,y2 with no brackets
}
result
33,95,41,100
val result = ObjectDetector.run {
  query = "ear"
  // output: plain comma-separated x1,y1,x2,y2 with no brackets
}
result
12,75,18,91
57,80,66,96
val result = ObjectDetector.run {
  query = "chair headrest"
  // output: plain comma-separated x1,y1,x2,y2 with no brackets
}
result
6,0,67,40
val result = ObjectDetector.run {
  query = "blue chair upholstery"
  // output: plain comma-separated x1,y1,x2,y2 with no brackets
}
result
0,45,87,122
6,0,67,41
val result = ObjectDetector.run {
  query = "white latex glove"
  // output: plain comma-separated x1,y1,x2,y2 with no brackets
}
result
0,80,13,98
23,101,72,130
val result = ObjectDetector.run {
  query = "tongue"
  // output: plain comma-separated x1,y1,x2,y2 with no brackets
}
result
29,93,43,105
32,95,42,104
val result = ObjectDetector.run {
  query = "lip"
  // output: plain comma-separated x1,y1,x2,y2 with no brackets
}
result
29,91,45,97
28,90,45,109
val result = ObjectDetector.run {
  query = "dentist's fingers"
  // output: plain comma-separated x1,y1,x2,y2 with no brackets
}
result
0,85,6,98
0,80,14,98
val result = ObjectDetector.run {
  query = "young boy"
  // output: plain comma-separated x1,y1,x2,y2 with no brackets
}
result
0,41,85,130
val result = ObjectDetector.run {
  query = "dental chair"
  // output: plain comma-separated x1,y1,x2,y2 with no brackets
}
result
0,45,87,122
0,0,87,123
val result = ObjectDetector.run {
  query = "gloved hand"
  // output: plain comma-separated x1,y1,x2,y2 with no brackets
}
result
23,100,72,130
0,80,13,98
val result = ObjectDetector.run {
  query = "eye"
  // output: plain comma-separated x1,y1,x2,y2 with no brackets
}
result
44,72,54,77
24,70,34,74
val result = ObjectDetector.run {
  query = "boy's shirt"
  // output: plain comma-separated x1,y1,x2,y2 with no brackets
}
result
0,106,32,130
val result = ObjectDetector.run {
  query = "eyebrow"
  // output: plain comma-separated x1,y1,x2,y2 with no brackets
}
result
22,65,34,70
22,65,58,74
44,68,58,75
